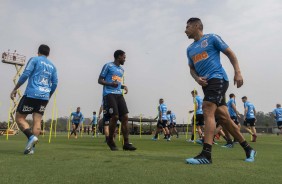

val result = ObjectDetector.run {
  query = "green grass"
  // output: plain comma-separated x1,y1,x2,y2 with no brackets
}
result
0,133,282,184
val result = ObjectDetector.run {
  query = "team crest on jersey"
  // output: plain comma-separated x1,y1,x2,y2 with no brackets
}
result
201,39,208,48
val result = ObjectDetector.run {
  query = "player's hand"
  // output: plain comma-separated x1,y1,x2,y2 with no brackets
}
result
196,77,208,87
110,81,118,88
234,72,243,88
124,86,128,94
10,89,17,100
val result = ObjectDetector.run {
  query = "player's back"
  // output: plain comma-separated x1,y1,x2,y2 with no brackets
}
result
159,104,168,120
274,108,282,122
245,102,255,118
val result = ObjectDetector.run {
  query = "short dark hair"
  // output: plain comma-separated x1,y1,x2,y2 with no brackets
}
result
114,50,125,59
241,96,247,100
191,90,198,95
229,93,235,98
187,17,203,31
93,111,96,114
38,44,50,56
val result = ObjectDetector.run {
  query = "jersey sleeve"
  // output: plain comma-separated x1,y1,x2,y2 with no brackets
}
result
50,67,58,96
99,63,109,78
187,47,194,66
18,57,37,85
212,34,229,52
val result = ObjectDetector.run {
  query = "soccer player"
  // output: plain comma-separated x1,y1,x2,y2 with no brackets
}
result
98,101,110,142
70,107,84,139
98,50,136,151
189,90,205,143
167,110,179,138
227,93,241,144
242,96,257,142
91,111,98,137
185,17,256,164
272,104,282,135
152,98,171,141
10,44,58,154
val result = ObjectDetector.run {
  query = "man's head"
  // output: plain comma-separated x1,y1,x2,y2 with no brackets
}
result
93,111,96,115
241,96,247,103
159,98,164,104
167,110,171,114
229,93,235,99
185,17,203,39
277,104,281,108
38,44,50,56
77,107,80,112
191,90,198,97
114,50,126,65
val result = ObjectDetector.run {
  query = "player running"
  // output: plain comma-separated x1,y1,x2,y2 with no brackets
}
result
91,111,98,137
242,96,257,142
272,104,282,136
70,107,84,139
185,17,256,164
167,110,179,138
10,44,58,154
98,50,136,151
152,98,171,141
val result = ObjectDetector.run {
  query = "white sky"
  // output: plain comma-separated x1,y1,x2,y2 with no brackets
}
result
0,0,282,122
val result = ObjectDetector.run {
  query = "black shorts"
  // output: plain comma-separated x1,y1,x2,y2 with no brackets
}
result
169,123,176,128
202,78,229,107
17,95,49,115
72,123,79,129
157,120,168,128
277,121,282,129
103,94,128,120
192,114,205,126
244,118,256,127
92,124,97,129
230,116,240,125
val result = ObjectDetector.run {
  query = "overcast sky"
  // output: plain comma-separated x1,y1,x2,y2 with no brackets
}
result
1,0,282,123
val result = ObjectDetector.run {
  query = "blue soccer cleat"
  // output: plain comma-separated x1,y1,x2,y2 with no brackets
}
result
186,153,212,165
24,135,38,155
245,150,256,162
221,143,233,148
152,137,157,141
196,139,203,145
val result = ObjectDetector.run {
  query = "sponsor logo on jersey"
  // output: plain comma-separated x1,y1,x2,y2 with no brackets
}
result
22,105,34,112
39,105,46,112
192,51,209,64
112,75,122,82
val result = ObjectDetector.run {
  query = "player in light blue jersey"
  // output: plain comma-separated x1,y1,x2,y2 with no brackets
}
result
70,107,84,139
242,96,257,142
152,98,171,141
272,104,282,135
91,111,98,137
10,44,58,155
98,50,136,151
185,18,255,164
167,111,179,138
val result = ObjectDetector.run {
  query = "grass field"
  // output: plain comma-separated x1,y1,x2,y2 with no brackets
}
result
0,133,282,184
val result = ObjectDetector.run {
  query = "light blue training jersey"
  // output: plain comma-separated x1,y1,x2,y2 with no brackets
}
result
159,103,168,120
195,96,203,115
170,112,176,123
99,62,124,96
71,112,84,124
18,56,58,100
227,98,237,117
92,115,97,125
273,108,282,122
244,101,256,119
187,34,229,81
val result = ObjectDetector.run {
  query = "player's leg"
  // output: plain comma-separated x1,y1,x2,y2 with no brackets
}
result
216,106,256,161
32,113,43,137
153,121,162,140
250,119,257,142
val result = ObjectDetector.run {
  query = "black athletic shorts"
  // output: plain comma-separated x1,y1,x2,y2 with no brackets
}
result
103,94,129,120
192,114,205,126
244,118,256,127
169,122,176,128
202,78,229,107
277,121,282,129
17,95,49,115
72,123,79,129
157,120,168,128
230,116,240,125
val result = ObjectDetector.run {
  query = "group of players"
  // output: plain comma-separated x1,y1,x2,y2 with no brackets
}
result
10,17,282,165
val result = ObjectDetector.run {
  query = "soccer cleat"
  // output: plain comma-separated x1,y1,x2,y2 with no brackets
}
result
186,153,212,165
245,150,256,162
123,143,137,151
152,137,158,141
75,135,78,139
107,140,118,151
24,135,38,155
196,139,203,145
187,139,195,143
167,137,171,141
221,143,234,148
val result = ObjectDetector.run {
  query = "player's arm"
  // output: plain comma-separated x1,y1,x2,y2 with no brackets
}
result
50,68,58,98
158,106,162,122
189,64,208,86
121,85,128,94
98,105,103,119
223,48,243,88
231,103,240,117
98,64,118,87
10,58,36,99
189,110,194,113
244,107,248,120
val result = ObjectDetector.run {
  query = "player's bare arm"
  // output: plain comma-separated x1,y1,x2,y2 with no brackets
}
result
189,64,208,86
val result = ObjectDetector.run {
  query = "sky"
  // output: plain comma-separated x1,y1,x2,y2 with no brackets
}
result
0,0,282,123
